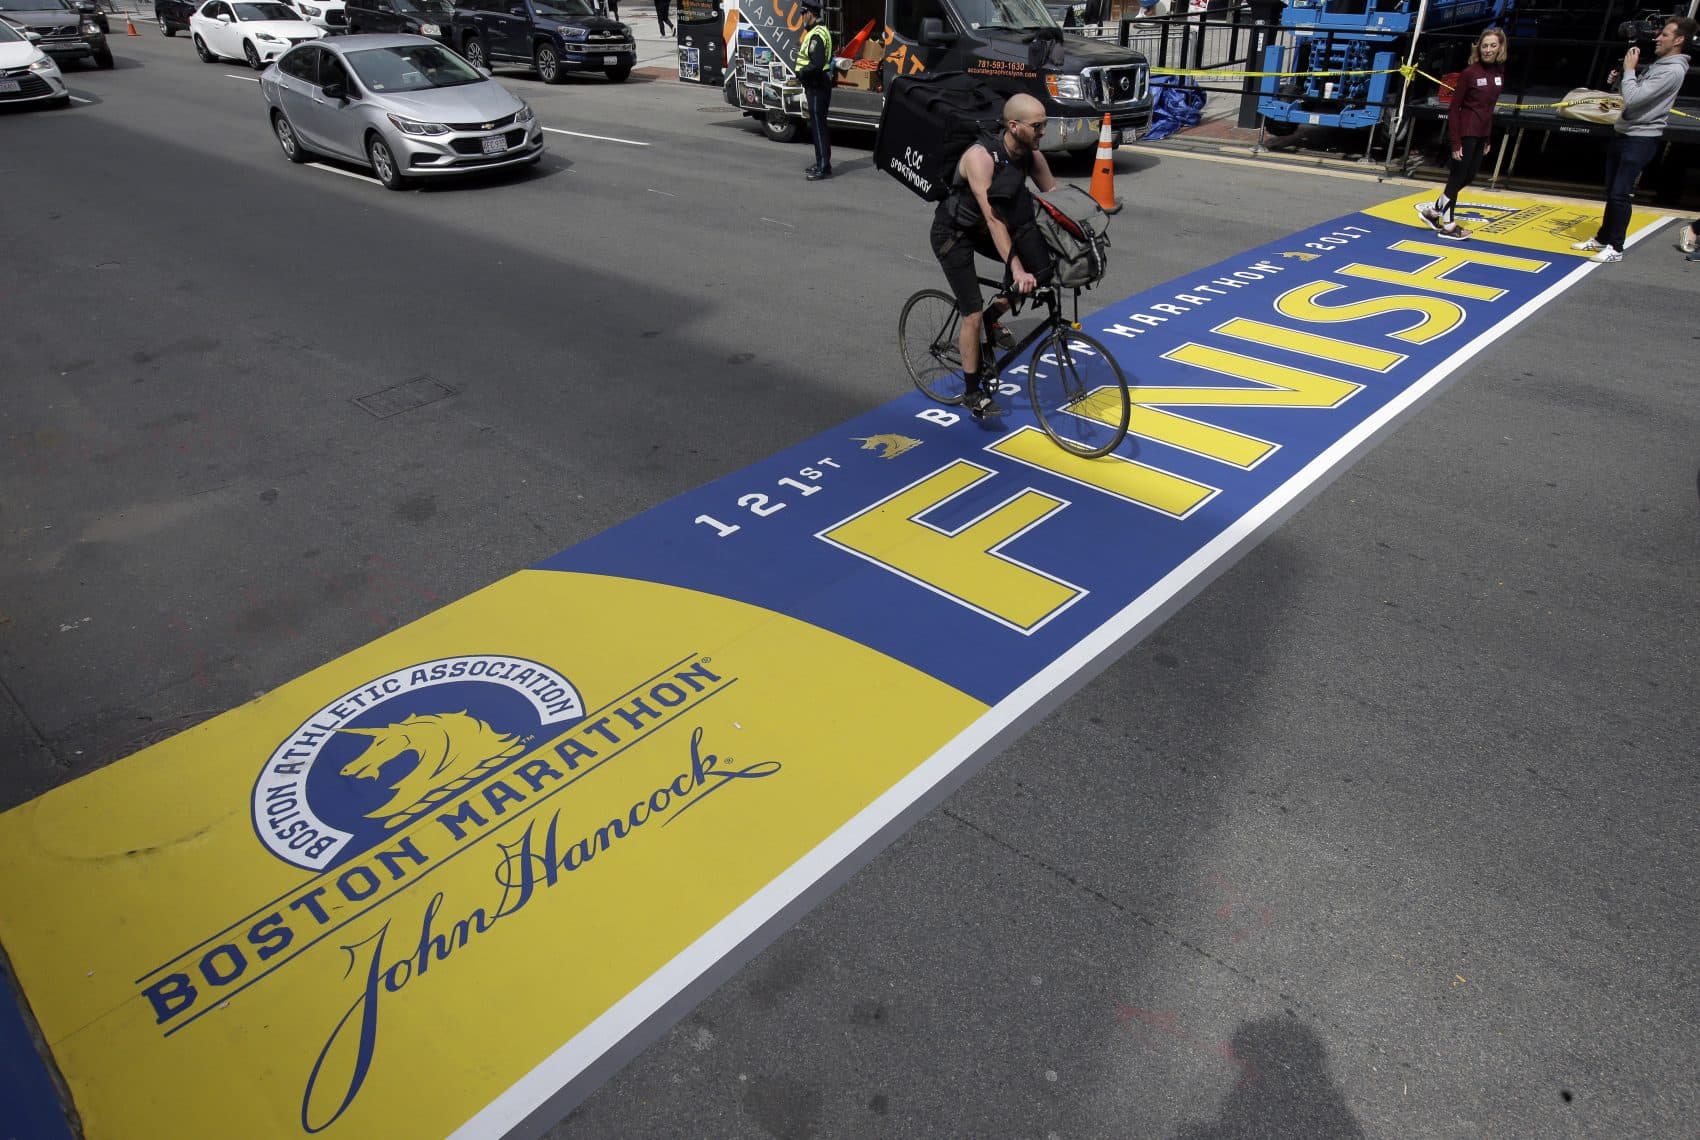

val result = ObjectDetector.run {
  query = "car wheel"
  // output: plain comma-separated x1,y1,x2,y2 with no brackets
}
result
604,63,631,83
759,110,797,143
272,110,310,163
157,9,175,35
367,133,407,190
93,46,114,69
244,40,262,69
535,42,561,84
194,34,217,62
461,35,484,70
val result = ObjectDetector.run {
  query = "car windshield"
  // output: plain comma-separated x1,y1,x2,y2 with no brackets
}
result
397,0,451,13
532,0,597,20
233,2,301,19
0,19,21,39
952,0,1057,31
346,43,483,91
0,0,69,9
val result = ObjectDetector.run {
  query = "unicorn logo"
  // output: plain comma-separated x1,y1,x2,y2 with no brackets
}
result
338,712,527,829
253,654,583,870
855,434,922,460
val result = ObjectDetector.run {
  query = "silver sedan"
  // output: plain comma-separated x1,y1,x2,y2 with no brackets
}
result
260,34,544,189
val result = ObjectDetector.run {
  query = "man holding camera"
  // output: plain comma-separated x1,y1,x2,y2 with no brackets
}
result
1571,15,1695,264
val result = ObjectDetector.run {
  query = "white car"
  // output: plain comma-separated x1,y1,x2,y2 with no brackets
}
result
282,0,345,33
0,19,68,106
190,0,323,69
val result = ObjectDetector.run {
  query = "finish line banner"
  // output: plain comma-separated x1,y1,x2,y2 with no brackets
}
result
0,192,1659,1140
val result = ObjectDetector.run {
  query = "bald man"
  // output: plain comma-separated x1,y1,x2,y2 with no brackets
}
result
930,92,1058,417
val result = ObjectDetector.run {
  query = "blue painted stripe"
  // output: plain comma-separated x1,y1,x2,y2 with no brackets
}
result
0,973,74,1140
538,209,1573,705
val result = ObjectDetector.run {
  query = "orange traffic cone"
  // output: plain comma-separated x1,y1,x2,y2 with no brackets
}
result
126,15,138,35
1088,112,1122,215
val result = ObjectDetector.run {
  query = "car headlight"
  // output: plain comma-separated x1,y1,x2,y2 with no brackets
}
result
386,113,450,135
299,3,321,14
1046,74,1085,101
80,19,99,33
28,54,57,71
256,31,283,41
514,103,534,124
418,21,440,34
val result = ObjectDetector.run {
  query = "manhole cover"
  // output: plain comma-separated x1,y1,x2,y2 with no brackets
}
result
353,376,457,419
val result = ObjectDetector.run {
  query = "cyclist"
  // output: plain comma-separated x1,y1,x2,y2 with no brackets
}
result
930,93,1057,417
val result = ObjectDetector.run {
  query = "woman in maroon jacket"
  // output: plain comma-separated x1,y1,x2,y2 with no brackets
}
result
1419,27,1508,240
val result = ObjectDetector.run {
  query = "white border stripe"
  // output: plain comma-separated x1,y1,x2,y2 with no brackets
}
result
450,224,1643,1139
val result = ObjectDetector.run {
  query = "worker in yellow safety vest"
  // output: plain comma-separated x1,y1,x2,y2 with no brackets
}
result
796,1,835,181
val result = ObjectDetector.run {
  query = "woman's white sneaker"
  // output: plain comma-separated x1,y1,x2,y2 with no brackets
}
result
1589,247,1623,264
1570,238,1605,252
1679,227,1698,254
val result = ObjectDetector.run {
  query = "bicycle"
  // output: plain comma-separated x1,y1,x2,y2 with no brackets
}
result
898,278,1132,458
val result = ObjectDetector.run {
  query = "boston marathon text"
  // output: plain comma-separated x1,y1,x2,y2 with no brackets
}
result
142,659,730,1029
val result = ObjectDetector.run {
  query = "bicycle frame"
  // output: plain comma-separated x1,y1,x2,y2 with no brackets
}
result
977,278,1085,379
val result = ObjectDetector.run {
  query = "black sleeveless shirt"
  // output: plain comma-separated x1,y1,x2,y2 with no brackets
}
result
938,129,1037,233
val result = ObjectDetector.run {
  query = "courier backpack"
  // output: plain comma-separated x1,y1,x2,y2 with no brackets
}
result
1032,185,1112,289
874,72,1001,203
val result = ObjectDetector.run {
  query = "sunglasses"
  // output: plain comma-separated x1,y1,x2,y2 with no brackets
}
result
1016,119,1048,133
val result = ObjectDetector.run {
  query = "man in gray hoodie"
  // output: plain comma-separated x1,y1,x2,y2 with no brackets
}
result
1570,15,1695,264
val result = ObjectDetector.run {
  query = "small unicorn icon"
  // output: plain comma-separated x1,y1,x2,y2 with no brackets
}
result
339,712,525,828
854,434,922,460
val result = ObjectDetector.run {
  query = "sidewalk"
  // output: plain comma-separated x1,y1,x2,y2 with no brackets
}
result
617,6,685,78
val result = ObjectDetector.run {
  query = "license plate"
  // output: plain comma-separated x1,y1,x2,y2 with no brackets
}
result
0,79,19,93
604,55,618,65
481,134,507,155
1119,129,1138,146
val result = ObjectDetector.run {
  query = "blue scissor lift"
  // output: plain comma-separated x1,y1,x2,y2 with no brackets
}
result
1256,0,1509,152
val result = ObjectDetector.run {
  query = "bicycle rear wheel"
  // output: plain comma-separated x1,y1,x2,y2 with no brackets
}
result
1027,328,1131,458
898,289,967,405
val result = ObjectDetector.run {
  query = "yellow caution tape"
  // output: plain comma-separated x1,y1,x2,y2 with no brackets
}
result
1155,62,1700,120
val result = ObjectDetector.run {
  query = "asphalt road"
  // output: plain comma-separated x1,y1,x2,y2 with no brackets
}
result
4,27,1698,1140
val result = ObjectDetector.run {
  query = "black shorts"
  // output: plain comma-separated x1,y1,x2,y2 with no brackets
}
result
929,215,1054,316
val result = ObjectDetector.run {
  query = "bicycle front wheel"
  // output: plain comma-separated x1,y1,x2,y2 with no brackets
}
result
1027,328,1131,458
898,289,967,405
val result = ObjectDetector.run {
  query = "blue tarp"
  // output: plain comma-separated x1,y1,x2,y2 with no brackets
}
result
1144,76,1206,141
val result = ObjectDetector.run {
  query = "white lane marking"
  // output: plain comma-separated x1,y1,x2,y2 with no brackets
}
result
760,218,794,229
541,126,649,147
647,188,674,197
306,162,382,186
68,95,93,103
225,73,261,83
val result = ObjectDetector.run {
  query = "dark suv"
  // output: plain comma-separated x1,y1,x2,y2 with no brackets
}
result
450,0,634,84
0,0,111,67
344,0,451,42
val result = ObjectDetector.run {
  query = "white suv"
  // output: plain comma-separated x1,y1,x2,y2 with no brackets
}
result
284,0,345,31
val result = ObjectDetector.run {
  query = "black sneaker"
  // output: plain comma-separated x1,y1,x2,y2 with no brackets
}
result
805,166,833,181
965,388,1005,419
986,322,1016,350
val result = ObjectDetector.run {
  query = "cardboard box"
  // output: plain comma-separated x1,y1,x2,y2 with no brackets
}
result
860,40,885,62
837,67,878,90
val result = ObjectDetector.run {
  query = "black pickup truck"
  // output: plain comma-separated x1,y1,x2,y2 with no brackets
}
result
449,0,636,83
